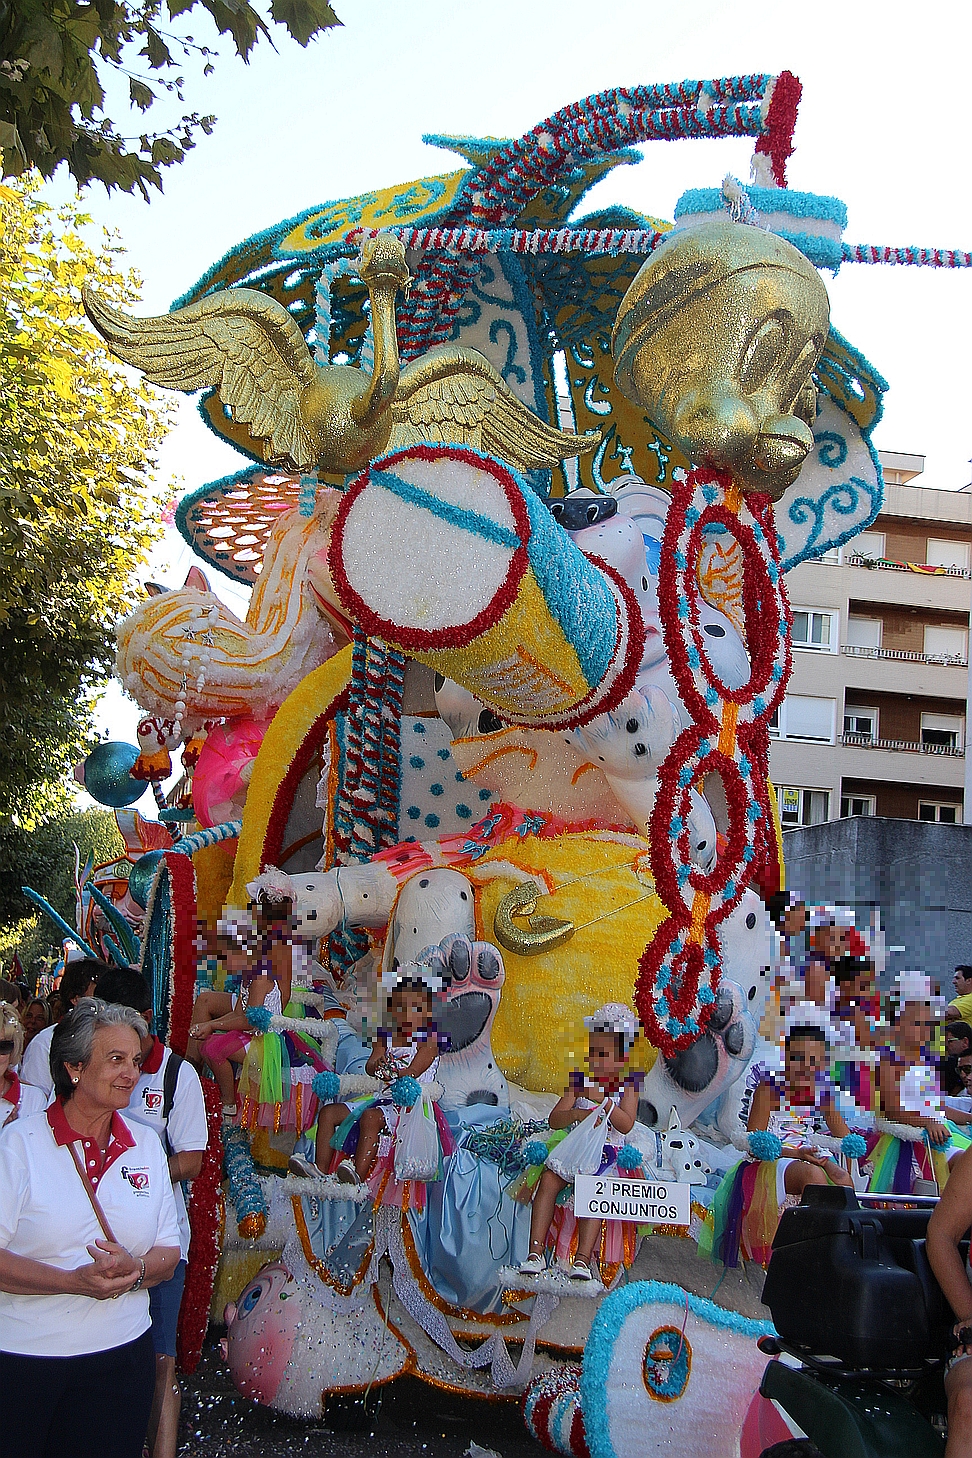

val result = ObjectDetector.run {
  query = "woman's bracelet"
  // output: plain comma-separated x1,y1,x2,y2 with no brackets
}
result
129,1258,146,1294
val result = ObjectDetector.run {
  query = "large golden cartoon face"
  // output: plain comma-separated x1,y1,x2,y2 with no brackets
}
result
612,219,830,500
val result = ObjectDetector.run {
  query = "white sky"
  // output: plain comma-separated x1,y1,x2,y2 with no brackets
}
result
46,0,970,761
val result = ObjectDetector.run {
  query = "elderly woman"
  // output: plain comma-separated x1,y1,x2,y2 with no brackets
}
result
0,1003,46,1128
0,998,181,1457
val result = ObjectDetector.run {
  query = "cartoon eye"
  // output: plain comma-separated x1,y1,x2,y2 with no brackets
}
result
703,623,726,638
642,577,649,590
746,912,757,929
238,1282,265,1317
478,708,504,734
739,313,791,393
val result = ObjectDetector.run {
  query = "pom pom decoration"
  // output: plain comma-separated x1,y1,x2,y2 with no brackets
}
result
390,1075,422,1108
222,1125,267,1239
312,1070,341,1103
616,1143,643,1171
842,1133,867,1160
246,1005,273,1033
523,1139,551,1168
747,1130,783,1162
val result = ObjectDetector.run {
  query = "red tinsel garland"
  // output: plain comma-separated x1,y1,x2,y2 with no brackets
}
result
164,850,198,1058
638,468,792,1054
755,70,802,186
176,1076,225,1374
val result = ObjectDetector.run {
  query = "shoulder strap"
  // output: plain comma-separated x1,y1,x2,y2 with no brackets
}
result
160,1050,184,1155
162,1050,184,1124
66,1141,119,1245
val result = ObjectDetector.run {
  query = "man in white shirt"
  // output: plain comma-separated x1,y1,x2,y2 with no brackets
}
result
97,967,208,1458
20,958,103,1096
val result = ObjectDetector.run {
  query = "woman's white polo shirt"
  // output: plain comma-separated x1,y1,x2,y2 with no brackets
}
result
0,1104,181,1356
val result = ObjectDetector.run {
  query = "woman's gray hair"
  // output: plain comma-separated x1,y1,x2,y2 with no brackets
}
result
50,996,147,1100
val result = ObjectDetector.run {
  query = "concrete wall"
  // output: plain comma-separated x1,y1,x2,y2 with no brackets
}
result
783,817,972,986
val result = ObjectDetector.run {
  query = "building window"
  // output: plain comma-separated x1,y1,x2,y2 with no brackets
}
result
918,801,963,824
920,712,965,752
848,530,885,561
843,707,878,740
844,617,882,650
791,609,837,652
777,787,831,827
840,794,876,818
926,538,971,571
770,695,836,743
923,624,968,663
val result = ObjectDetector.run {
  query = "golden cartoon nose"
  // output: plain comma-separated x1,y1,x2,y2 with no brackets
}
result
752,415,814,475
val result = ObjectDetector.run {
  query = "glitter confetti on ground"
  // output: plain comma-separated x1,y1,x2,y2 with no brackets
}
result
178,1337,542,1456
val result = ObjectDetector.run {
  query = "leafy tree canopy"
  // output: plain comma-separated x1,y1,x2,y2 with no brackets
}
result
0,166,170,823
0,0,341,195
0,803,126,975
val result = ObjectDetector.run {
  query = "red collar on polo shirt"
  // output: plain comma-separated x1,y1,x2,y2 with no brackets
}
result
47,1098,135,1188
140,1036,164,1075
2,1071,20,1108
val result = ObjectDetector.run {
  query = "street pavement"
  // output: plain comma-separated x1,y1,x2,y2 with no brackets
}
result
178,1338,542,1456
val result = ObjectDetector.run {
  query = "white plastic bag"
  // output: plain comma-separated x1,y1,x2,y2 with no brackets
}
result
545,1098,613,1180
394,1088,441,1182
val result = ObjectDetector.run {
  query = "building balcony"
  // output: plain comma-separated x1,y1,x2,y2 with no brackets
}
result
841,644,968,668
844,553,972,582
841,732,964,757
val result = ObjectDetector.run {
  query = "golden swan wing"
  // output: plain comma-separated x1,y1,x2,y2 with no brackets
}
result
390,346,599,469
82,287,320,471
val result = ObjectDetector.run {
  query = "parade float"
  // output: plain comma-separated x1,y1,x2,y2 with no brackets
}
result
71,70,972,1457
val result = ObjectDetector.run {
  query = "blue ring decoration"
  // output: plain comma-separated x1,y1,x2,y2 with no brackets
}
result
579,1280,776,1458
246,1005,273,1033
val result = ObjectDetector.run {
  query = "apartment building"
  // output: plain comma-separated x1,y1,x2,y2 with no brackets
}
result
770,452,972,829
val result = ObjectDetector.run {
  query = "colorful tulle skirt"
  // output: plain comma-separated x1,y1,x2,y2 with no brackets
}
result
329,1095,456,1213
864,1121,972,1195
508,1133,642,1283
237,1026,330,1137
699,1158,786,1269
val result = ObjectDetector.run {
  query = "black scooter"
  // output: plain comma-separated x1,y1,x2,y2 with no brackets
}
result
755,1186,956,1457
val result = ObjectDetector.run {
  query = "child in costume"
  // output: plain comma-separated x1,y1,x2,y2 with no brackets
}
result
831,954,879,1118
867,971,972,1194
705,1006,855,1268
518,1004,642,1283
186,911,257,1059
309,969,452,1202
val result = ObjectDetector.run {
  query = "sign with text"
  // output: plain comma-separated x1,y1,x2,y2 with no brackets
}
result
573,1174,691,1225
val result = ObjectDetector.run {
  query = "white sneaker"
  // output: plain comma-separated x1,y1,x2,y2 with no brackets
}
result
570,1259,594,1281
288,1155,324,1179
518,1251,545,1275
336,1158,361,1185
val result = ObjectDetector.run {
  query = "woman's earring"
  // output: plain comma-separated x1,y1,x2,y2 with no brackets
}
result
72,1076,78,1085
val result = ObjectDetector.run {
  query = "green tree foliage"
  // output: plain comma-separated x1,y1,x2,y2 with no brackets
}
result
0,168,170,822
0,804,126,973
0,0,342,195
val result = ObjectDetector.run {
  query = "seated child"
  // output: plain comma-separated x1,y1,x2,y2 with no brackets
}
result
188,890,295,1120
519,1003,641,1283
705,1008,853,1268
868,973,972,1194
831,954,879,1117
310,973,440,1186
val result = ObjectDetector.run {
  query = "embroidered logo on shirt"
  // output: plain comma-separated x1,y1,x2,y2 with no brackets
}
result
121,1165,151,1194
142,1088,164,1113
